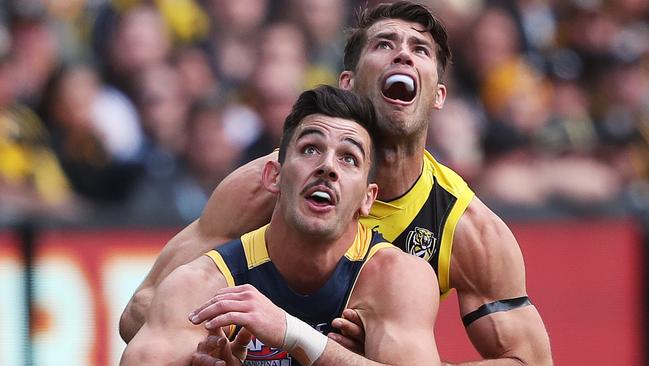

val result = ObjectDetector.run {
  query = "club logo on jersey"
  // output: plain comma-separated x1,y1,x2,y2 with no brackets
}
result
245,336,292,365
405,227,436,261
243,323,327,365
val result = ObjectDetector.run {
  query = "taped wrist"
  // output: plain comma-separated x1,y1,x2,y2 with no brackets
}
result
282,311,328,366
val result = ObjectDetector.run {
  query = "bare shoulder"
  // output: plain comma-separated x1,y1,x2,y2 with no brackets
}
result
451,196,526,306
199,151,278,239
350,247,438,314
363,247,435,285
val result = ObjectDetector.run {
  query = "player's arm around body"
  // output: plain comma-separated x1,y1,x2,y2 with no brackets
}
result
119,151,279,343
120,255,230,365
190,247,441,366
310,247,442,365
449,197,552,365
343,247,442,365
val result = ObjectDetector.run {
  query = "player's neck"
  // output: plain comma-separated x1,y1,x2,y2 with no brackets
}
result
375,136,426,201
265,219,358,294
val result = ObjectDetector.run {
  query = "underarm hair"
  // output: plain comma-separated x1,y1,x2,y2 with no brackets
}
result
462,296,532,327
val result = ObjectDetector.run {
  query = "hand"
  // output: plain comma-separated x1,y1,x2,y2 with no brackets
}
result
328,308,365,355
189,284,286,348
191,328,252,366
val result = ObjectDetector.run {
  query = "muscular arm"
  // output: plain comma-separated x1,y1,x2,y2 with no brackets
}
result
299,248,442,366
120,256,227,365
276,248,441,366
449,197,552,365
197,151,279,240
343,248,441,365
190,248,441,366
119,152,278,343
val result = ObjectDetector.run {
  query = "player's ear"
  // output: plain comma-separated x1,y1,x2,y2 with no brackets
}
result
433,83,446,110
359,183,378,216
261,160,281,194
339,71,354,90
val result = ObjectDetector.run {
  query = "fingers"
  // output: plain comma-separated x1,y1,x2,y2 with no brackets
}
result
190,285,260,324
231,328,252,361
341,308,363,327
201,311,249,331
331,316,364,341
190,286,250,316
191,353,226,366
190,300,252,326
190,294,249,323
193,336,228,366
329,309,365,354
193,330,246,366
196,335,223,356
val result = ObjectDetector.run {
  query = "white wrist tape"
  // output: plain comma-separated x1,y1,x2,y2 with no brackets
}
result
282,311,328,366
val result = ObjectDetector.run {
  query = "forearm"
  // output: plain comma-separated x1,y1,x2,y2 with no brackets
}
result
282,313,386,366
198,152,277,239
121,154,277,343
312,339,387,366
461,304,552,365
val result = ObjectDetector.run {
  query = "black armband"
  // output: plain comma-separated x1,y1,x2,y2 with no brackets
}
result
462,296,532,327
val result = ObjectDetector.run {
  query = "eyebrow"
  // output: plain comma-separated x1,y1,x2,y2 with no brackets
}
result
296,128,325,141
296,127,367,159
372,31,400,42
343,136,367,159
410,36,433,48
372,31,433,48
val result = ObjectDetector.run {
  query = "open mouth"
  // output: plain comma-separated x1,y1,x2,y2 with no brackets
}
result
307,190,333,206
382,74,416,102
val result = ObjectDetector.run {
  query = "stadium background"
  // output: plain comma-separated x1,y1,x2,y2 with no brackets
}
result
0,0,647,365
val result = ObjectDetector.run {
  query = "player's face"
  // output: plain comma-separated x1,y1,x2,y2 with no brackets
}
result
278,114,376,239
340,19,446,139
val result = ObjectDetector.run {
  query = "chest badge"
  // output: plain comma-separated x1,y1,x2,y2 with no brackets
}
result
246,336,292,365
406,227,436,261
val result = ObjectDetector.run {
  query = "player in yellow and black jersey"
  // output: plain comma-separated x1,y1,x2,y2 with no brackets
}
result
121,86,442,366
362,150,473,297
122,3,551,365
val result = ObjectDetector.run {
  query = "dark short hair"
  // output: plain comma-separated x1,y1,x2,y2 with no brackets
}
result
343,1,451,81
278,85,378,182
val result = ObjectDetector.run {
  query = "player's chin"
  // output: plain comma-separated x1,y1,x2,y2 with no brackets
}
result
295,217,334,236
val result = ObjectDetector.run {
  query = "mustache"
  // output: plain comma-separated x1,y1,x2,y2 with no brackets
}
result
300,179,339,203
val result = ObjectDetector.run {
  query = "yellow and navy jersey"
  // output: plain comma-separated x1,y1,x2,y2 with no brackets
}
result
205,223,393,366
361,150,474,296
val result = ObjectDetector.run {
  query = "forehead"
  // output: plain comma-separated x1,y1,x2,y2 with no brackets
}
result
294,114,371,147
365,19,434,45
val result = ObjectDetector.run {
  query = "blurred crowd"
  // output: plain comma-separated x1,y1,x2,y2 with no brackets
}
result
1,0,649,226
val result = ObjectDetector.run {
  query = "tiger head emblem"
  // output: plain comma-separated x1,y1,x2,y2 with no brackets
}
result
406,227,436,261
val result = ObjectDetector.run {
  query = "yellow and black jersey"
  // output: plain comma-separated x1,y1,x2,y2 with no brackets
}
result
361,150,474,296
205,223,393,366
